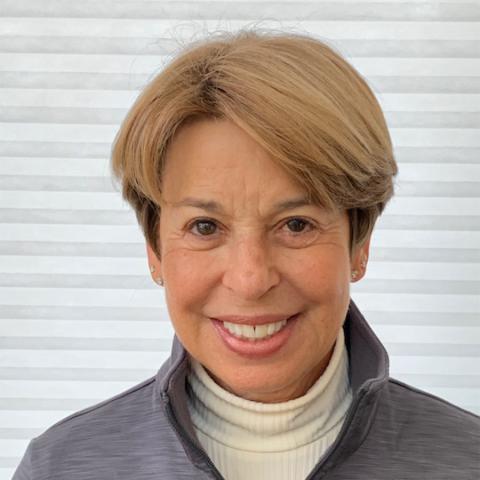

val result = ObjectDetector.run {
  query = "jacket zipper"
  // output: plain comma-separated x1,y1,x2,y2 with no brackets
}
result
162,392,225,480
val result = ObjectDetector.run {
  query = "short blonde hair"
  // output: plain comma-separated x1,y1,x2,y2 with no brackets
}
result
111,30,397,256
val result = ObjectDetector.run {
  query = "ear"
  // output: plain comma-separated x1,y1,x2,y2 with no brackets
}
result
146,242,163,286
350,235,371,283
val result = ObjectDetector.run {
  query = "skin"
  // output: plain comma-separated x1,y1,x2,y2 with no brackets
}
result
147,118,370,403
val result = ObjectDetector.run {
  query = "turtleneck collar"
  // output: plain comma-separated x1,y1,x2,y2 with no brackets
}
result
155,300,390,474
186,328,352,452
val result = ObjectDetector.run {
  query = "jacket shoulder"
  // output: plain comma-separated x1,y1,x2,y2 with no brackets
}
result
40,374,159,438
329,378,479,480
386,376,480,429
13,375,188,479
369,377,480,473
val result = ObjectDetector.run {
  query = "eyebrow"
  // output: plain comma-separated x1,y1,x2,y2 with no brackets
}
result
171,196,313,215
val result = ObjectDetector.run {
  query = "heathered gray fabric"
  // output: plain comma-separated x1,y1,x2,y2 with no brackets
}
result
12,301,480,479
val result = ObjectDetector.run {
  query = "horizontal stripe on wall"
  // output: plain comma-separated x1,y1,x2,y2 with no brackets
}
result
2,54,479,75
2,36,480,57
2,1,480,21
1,73,479,93
0,319,175,338
2,18,480,40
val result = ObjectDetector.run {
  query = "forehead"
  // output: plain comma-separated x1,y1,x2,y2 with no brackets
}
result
162,118,306,203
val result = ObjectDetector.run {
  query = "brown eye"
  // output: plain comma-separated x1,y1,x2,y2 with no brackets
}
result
192,220,217,236
286,218,309,233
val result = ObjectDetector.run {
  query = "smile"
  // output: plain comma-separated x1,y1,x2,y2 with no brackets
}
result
222,319,288,341
211,314,300,359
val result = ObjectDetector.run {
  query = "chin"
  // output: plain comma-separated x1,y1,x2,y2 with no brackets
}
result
211,363,296,402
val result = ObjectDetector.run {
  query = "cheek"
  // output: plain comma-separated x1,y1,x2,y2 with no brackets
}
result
162,248,217,308
288,249,350,299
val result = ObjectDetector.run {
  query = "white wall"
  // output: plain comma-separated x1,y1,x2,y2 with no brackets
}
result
1,1,479,478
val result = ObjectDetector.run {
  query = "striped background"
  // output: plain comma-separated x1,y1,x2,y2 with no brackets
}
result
1,1,479,477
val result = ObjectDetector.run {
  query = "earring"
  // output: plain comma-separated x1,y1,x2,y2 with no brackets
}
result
361,255,368,269
351,255,367,281
149,265,164,287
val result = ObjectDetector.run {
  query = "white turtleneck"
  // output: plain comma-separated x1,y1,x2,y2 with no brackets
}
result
186,327,352,480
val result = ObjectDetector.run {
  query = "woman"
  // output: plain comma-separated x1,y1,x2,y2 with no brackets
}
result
13,30,479,480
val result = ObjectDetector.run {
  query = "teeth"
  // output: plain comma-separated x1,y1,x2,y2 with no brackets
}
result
233,324,243,337
255,324,268,338
267,323,276,335
223,319,288,341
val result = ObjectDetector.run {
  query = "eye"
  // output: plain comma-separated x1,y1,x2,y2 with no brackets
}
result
284,217,312,233
277,217,319,248
189,219,218,236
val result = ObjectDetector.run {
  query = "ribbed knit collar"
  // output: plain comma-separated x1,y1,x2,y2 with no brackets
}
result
185,328,352,452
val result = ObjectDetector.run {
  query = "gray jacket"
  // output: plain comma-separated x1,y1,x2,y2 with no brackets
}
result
13,301,480,479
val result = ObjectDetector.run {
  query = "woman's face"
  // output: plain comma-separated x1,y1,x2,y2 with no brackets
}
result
147,118,369,403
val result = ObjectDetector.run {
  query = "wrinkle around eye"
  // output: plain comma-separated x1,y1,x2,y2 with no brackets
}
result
185,218,225,242
180,215,330,248
274,217,325,248
284,218,314,234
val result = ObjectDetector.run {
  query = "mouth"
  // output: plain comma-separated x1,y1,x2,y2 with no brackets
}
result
210,314,300,358
221,318,289,341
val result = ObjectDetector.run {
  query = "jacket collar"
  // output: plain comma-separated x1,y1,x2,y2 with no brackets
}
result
155,299,390,473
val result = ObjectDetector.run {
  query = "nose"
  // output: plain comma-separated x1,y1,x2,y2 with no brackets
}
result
222,235,280,300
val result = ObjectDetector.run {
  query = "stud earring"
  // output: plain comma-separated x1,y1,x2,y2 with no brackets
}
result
361,255,368,269
149,265,164,287
351,255,368,281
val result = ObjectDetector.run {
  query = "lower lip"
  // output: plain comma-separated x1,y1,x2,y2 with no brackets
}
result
211,314,300,359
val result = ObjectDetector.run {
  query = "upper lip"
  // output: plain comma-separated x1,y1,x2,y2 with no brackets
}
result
212,314,298,326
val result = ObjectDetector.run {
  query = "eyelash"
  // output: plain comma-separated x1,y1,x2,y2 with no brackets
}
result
186,217,316,238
